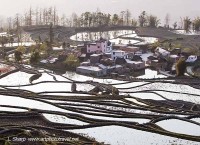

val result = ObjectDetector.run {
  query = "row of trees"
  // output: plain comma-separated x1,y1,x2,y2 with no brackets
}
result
1,6,200,36
138,11,160,27
72,10,134,27
3,8,135,29
170,17,200,32
2,7,168,32
6,7,59,30
182,17,200,32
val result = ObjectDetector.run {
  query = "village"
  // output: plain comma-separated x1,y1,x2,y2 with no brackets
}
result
0,26,200,80
75,38,199,78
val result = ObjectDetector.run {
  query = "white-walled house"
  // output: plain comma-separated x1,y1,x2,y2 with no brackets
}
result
76,65,107,77
87,39,112,54
155,47,170,58
126,59,145,70
107,42,112,52
186,55,198,63
111,50,126,60
169,55,180,63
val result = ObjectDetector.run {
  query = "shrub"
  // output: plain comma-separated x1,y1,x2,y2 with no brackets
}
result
30,50,40,64
150,41,161,52
14,50,22,62
64,54,80,70
112,86,119,95
176,58,186,76
182,48,197,55
173,43,182,49
16,46,26,54
40,43,48,53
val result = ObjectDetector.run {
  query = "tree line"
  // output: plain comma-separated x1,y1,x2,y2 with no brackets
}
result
0,7,166,31
0,6,200,35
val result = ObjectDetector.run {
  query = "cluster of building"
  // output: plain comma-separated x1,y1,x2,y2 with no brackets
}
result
36,35,200,78
147,47,200,75
73,36,200,77
76,38,146,77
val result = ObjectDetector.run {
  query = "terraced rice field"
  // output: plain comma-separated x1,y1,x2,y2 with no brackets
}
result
0,64,200,145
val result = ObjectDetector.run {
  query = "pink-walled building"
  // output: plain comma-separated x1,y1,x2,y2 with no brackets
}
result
87,38,112,54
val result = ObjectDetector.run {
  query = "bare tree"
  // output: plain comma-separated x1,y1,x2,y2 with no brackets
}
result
29,7,33,26
15,14,21,46
53,6,57,25
138,11,147,27
60,14,66,26
173,22,177,29
24,12,29,26
120,11,125,26
125,9,131,26
49,22,53,51
179,17,183,29
131,19,137,27
71,13,79,27
164,13,170,28
43,8,48,25
112,14,119,25
39,8,42,25
35,7,39,25
193,17,200,32
183,17,192,33
7,17,12,32
147,15,160,28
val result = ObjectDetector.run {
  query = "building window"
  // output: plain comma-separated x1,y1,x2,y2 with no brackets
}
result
113,52,115,55
137,65,140,67
88,50,90,52
114,57,115,59
98,46,100,48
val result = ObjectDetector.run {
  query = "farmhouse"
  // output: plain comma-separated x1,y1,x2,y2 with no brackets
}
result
126,59,145,70
90,54,102,64
169,55,180,63
76,65,107,77
87,38,112,54
111,50,126,60
155,47,170,58
186,55,198,63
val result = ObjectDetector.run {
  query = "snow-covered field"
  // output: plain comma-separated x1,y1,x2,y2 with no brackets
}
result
0,32,12,37
69,126,200,145
53,46,63,50
0,69,200,145
43,114,88,125
120,33,158,44
70,30,158,46
63,71,128,84
109,37,140,45
172,30,200,35
156,119,200,136
137,68,166,79
3,42,36,47
70,30,134,42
